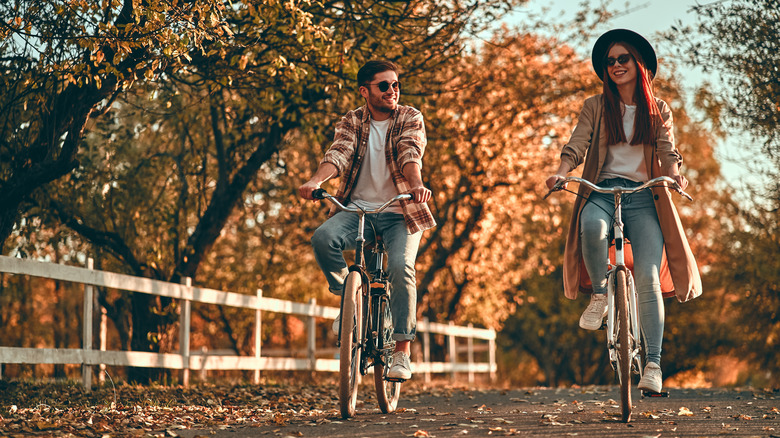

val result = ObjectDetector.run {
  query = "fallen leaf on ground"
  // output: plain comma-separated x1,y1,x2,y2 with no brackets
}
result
677,407,694,416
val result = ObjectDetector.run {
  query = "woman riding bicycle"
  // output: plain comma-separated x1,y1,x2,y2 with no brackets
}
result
545,29,703,393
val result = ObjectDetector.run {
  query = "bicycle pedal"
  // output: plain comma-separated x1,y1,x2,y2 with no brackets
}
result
385,377,406,383
598,322,607,330
641,390,670,398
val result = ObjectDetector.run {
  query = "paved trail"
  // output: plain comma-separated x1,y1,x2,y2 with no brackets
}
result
177,385,780,437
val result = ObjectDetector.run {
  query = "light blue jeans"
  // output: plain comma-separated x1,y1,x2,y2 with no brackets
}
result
311,211,422,341
580,178,665,366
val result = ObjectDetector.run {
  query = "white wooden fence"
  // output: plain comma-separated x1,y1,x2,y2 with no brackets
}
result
0,255,496,389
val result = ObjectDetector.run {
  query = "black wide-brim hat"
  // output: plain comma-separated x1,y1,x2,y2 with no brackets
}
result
591,29,657,81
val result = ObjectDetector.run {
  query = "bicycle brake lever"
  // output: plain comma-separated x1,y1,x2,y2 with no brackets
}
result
668,182,693,201
543,181,566,200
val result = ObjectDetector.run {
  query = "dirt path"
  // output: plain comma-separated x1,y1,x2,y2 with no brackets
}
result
176,385,780,437
1,380,778,437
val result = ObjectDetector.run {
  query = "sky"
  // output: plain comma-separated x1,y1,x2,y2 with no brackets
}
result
503,0,706,84
497,0,761,191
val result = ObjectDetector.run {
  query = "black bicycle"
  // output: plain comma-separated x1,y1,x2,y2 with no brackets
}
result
312,188,408,418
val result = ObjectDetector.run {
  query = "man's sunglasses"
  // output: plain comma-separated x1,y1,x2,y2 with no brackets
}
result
365,80,400,92
605,54,632,67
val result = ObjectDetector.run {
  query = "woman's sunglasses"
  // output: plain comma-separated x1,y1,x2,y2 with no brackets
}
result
605,54,632,67
366,80,400,92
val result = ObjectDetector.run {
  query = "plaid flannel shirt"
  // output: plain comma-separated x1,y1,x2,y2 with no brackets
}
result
320,104,436,234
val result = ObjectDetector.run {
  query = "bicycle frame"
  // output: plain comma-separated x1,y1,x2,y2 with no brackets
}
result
312,188,411,416
311,190,411,340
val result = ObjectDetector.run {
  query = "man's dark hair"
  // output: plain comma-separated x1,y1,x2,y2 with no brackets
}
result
357,60,398,87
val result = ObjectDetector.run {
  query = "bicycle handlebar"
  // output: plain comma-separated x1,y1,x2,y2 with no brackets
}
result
312,189,413,214
544,176,693,201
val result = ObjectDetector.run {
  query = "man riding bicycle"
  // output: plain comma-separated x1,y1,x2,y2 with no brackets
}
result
298,60,435,381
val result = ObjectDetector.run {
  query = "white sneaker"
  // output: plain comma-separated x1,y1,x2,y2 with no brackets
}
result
387,351,412,380
638,362,663,393
579,293,608,330
333,313,356,335
332,314,340,334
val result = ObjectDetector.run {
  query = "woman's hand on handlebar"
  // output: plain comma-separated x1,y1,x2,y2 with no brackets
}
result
668,174,689,191
545,174,567,191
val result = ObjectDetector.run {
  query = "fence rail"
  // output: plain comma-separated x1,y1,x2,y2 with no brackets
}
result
0,255,496,389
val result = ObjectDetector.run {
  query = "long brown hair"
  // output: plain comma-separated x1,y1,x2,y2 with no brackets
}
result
601,42,661,146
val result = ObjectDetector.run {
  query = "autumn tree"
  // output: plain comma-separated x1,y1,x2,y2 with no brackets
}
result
412,28,596,329
670,0,780,161
668,0,780,384
3,0,525,381
0,0,233,250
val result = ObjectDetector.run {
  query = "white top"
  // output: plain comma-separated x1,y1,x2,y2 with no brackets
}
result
348,118,403,214
599,104,649,182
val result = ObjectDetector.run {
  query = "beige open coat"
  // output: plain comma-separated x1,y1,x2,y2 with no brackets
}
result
560,94,703,303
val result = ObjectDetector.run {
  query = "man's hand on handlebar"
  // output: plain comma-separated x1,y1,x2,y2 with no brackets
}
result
311,188,328,200
407,186,432,204
298,180,322,200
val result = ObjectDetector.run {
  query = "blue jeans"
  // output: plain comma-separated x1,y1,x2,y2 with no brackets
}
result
311,211,422,341
580,178,665,365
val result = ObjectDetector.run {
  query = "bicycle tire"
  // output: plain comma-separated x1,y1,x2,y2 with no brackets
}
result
339,272,363,419
616,268,632,422
374,297,401,413
626,271,644,378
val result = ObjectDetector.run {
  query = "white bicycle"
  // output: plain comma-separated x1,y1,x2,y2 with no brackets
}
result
546,176,692,422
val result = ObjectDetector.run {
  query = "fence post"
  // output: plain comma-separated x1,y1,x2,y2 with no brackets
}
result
82,258,94,391
179,277,192,386
467,323,475,386
448,321,456,382
422,317,431,383
308,298,317,372
489,335,496,383
254,289,263,384
99,305,107,384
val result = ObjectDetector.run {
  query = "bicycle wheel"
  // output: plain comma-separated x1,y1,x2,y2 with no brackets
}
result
339,271,363,419
374,296,401,413
626,272,644,378
615,268,632,422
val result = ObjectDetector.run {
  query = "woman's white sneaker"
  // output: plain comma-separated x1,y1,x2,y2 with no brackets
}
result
638,362,663,393
579,293,608,330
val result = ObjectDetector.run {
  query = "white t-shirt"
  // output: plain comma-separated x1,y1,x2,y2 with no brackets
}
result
348,118,403,214
599,104,649,183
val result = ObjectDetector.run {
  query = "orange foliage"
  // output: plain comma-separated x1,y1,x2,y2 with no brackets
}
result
416,29,599,328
